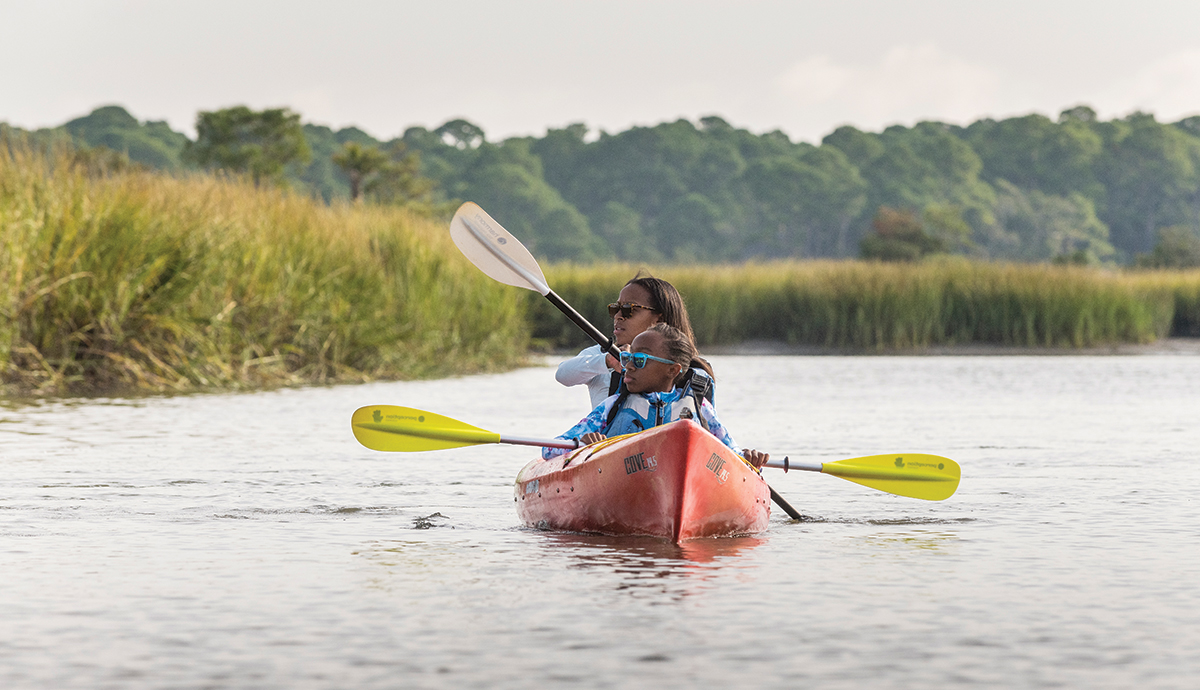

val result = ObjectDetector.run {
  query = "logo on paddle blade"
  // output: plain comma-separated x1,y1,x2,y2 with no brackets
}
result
373,410,382,423
497,237,507,245
895,457,904,468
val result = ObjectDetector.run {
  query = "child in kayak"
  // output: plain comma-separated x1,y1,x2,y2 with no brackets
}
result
555,274,711,409
543,323,768,468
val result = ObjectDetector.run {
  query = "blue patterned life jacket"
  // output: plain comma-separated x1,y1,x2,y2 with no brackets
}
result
602,385,706,437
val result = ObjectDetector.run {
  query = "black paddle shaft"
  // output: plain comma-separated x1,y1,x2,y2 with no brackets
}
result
545,290,622,360
769,486,803,520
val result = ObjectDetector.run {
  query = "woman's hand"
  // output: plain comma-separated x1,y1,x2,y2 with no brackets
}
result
743,449,769,469
580,432,607,445
605,344,629,372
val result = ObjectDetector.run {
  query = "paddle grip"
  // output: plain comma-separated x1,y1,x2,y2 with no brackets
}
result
545,290,621,359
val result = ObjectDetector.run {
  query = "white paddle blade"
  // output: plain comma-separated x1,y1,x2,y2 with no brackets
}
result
449,202,550,295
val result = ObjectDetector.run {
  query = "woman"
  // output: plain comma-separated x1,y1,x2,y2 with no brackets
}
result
555,274,712,408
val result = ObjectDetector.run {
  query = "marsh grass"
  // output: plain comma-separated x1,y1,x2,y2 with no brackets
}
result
534,260,1189,351
1125,270,1200,337
1,137,526,396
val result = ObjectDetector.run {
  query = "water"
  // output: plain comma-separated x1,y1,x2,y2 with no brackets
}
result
2,354,1198,689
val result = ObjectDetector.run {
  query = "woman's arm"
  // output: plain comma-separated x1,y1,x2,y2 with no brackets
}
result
555,345,609,386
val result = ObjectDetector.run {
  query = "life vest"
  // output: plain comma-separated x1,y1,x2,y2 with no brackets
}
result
602,385,707,437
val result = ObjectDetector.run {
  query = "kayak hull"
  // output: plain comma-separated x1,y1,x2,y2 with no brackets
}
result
514,420,771,541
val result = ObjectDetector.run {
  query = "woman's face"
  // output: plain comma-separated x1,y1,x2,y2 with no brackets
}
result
612,283,662,347
622,330,680,394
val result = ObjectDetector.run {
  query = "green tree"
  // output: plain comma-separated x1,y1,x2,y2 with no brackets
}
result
1093,112,1200,254
960,112,1103,200
366,143,436,207
824,122,996,251
990,181,1114,263
539,119,747,260
332,142,388,201
859,207,947,261
531,123,589,193
186,106,311,185
296,124,381,201
652,192,731,261
62,105,189,170
1136,226,1200,268
739,146,867,257
460,139,610,260
922,204,975,254
435,119,486,149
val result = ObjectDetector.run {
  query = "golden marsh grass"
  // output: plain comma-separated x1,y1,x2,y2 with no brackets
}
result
534,260,1196,350
1,138,527,395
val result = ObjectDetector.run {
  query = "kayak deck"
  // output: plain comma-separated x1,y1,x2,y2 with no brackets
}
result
514,420,771,542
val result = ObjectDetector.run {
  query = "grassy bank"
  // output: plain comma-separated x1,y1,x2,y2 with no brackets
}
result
533,261,1197,350
1,139,527,396
1124,271,1200,338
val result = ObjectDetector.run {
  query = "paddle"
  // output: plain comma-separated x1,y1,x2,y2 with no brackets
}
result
449,202,803,515
449,202,621,360
351,405,578,452
351,405,960,501
762,455,960,502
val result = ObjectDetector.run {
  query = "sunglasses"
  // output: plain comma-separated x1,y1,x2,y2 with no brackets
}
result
619,351,676,369
607,302,659,318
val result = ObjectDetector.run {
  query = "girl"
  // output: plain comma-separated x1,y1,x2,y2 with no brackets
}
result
555,274,712,408
543,323,767,468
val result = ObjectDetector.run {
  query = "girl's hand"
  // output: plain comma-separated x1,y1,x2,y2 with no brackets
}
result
580,432,607,445
743,449,769,469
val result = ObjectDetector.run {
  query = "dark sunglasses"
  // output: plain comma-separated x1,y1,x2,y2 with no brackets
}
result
607,302,659,318
619,351,675,369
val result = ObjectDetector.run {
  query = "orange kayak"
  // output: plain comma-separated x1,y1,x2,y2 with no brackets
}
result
514,419,771,541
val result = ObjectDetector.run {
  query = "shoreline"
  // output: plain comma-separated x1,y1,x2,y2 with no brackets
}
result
544,337,1200,359
7,338,1199,401
701,337,1200,357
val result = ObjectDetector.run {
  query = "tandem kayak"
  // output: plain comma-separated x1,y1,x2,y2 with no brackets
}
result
514,419,771,541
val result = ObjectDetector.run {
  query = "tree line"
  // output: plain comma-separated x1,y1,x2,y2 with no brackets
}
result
9,103,1200,266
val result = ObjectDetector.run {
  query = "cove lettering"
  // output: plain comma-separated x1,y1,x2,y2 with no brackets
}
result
706,453,730,484
624,452,658,475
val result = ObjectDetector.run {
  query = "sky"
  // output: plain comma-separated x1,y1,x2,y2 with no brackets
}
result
3,0,1200,144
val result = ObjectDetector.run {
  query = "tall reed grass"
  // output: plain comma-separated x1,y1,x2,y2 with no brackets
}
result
534,260,1190,351
1,137,527,396
1123,270,1200,337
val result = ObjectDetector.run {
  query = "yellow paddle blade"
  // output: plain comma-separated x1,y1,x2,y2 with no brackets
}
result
822,453,961,501
351,405,501,452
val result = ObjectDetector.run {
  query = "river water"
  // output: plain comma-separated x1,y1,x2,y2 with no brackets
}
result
2,353,1198,689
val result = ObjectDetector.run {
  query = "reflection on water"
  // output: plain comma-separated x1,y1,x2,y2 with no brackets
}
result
796,515,979,526
536,532,765,599
860,529,961,553
537,531,764,565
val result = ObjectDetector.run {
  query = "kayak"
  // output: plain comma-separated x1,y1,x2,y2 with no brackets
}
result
514,419,771,541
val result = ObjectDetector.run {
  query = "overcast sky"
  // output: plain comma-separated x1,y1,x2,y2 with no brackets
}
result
3,0,1199,143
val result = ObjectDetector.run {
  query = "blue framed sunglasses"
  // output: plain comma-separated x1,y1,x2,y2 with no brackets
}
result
619,351,675,369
